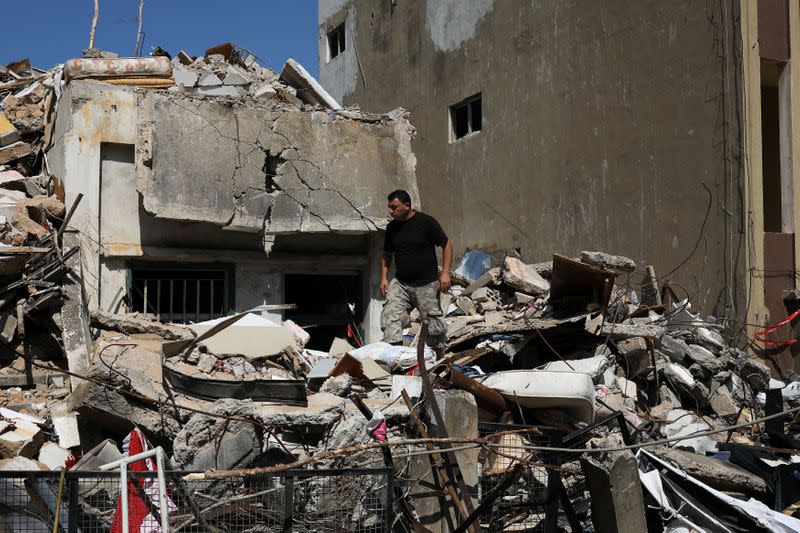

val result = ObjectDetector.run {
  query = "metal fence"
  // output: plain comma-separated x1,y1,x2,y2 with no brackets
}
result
477,423,563,531
0,468,392,532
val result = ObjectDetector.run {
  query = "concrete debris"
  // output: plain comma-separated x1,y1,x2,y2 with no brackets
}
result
501,255,550,296
580,250,637,272
0,47,795,533
172,399,260,471
90,309,194,340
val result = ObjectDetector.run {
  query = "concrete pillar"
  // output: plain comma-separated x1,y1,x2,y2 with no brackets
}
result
407,390,479,532
581,451,647,533
363,232,385,343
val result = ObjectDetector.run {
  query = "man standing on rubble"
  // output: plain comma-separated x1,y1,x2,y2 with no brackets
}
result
380,190,452,354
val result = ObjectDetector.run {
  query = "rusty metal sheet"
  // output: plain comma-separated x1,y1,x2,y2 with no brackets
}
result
549,254,616,310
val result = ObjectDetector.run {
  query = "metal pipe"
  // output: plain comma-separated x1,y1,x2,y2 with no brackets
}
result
121,464,129,533
99,447,159,471
156,447,169,532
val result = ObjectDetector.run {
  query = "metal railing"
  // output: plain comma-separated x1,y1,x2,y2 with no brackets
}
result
132,277,227,323
0,468,392,532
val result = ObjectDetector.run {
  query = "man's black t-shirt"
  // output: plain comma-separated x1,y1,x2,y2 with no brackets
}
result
384,212,448,285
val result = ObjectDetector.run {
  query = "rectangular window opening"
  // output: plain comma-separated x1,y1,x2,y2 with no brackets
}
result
760,60,784,233
129,263,234,324
450,94,482,141
327,23,346,62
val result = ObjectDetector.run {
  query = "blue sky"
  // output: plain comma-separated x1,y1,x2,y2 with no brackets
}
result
1,1,319,76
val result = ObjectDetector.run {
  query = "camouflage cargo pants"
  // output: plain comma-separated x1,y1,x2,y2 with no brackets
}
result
381,278,448,348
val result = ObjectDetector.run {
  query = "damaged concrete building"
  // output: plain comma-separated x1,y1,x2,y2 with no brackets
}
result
47,65,418,347
2,25,800,533
318,0,800,370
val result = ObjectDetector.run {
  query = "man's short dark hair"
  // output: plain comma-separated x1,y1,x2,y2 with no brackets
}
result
388,190,412,206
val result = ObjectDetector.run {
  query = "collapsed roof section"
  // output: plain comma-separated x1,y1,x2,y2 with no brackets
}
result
136,92,417,241
46,46,418,254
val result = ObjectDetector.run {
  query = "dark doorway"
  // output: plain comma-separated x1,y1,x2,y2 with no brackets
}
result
284,274,363,350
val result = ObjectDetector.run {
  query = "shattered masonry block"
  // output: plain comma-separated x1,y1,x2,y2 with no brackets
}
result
686,344,725,373
659,335,690,363
252,83,277,99
172,68,198,88
223,64,253,86
616,336,648,355
0,141,32,165
197,69,222,87
580,251,637,272
502,256,549,296
37,442,71,470
196,86,243,97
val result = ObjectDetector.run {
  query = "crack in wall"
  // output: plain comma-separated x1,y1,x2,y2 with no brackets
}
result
142,96,402,237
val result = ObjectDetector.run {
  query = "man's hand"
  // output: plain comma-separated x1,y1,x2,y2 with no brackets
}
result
380,278,389,298
438,271,451,293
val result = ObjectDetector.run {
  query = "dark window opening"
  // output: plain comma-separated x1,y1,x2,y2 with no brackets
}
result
761,61,783,233
129,263,234,323
450,94,482,141
284,273,362,350
328,23,346,61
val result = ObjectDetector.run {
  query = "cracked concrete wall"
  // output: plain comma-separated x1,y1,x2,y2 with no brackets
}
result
136,93,417,252
319,0,746,321
48,81,414,342
47,81,139,309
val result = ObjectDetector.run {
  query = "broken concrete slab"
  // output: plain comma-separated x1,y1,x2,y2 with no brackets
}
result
223,64,252,86
72,439,122,470
195,85,243,97
197,69,222,87
252,82,277,99
279,58,340,109
410,390,479,527
0,141,31,165
736,356,771,392
329,337,354,358
649,446,766,496
615,375,638,399
61,234,93,390
0,418,44,458
502,256,549,296
696,327,725,352
189,313,295,360
320,374,352,396
659,334,690,364
51,412,80,449
581,451,647,533
172,68,198,88
173,399,261,471
686,344,725,375
580,250,637,272
90,309,194,340
37,442,70,470
131,87,417,238
709,384,739,419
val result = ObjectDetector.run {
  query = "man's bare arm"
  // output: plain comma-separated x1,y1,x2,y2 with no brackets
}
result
438,240,453,292
380,251,392,297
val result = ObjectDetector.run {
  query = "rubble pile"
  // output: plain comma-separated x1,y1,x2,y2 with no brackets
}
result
0,48,796,531
0,60,77,446
166,42,339,107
